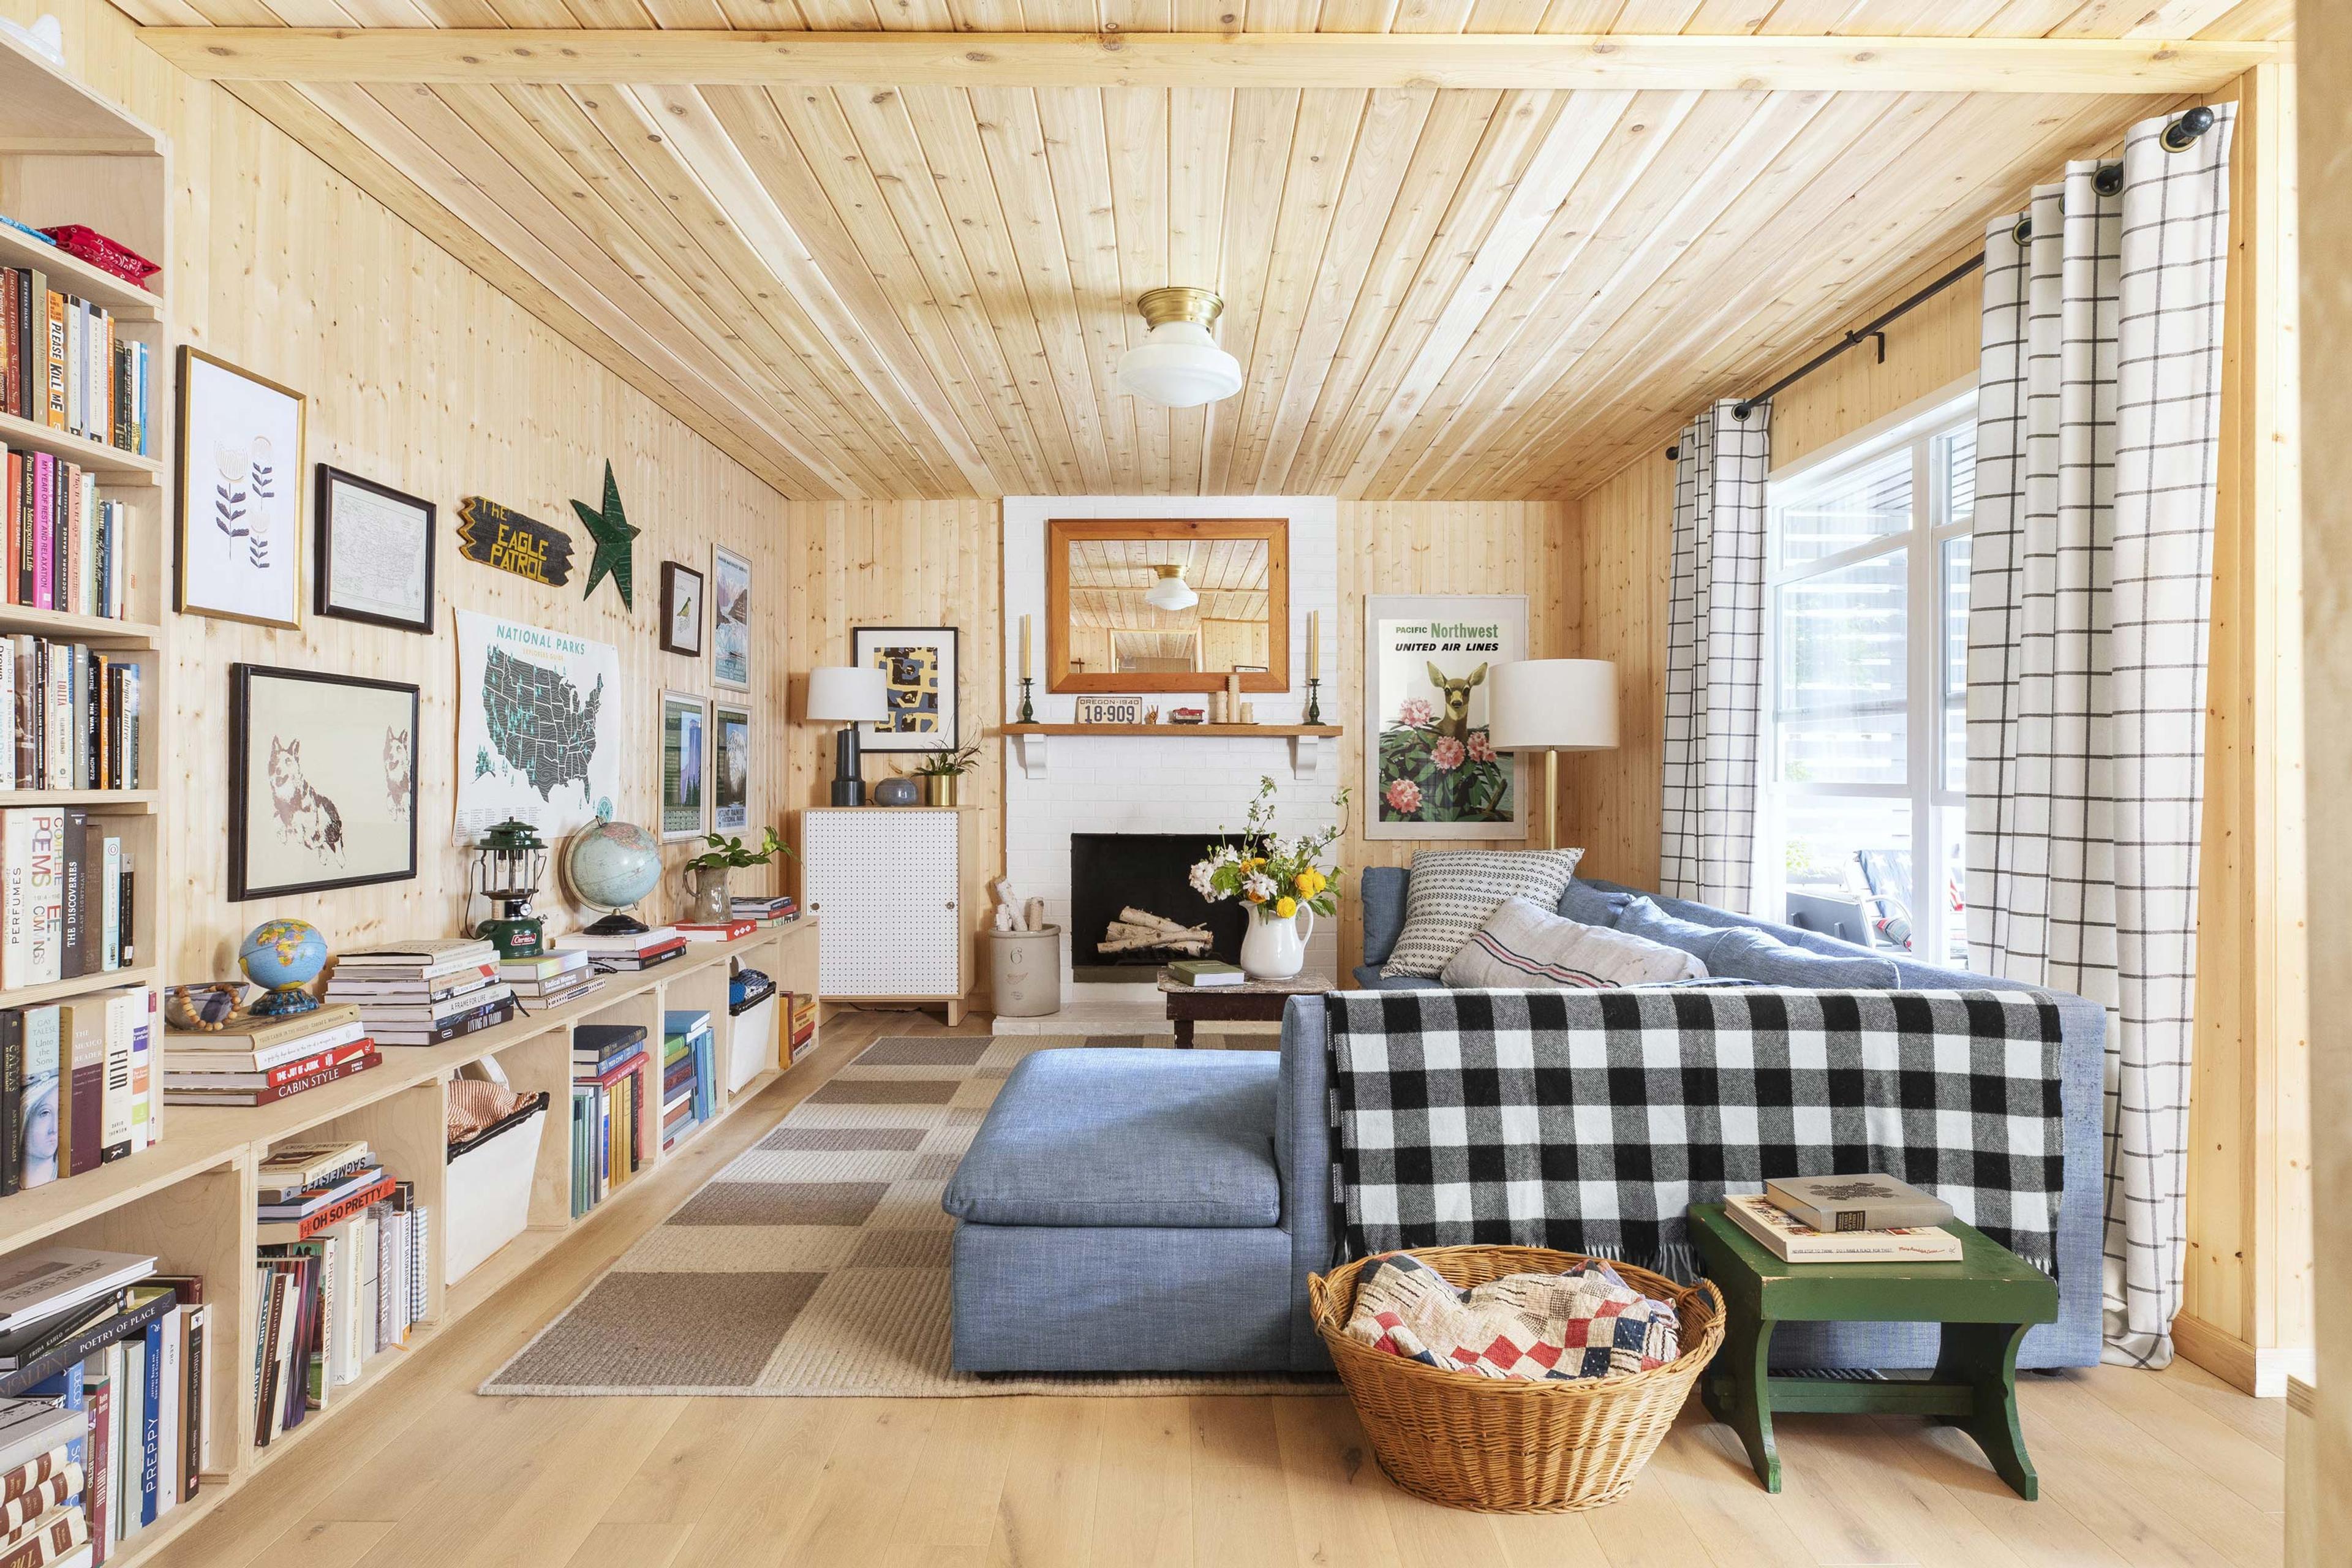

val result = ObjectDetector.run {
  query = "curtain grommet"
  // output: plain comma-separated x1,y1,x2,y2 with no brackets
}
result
2161,105,2216,153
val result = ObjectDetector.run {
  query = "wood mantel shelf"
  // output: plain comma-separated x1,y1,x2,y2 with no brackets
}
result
1000,723,1341,737
1000,722,1341,782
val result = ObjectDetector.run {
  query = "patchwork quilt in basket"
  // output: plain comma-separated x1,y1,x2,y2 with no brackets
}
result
1343,1253,1682,1381
1327,987,2066,1278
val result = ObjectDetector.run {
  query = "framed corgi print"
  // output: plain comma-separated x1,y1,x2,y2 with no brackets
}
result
177,348,308,629
229,664,421,900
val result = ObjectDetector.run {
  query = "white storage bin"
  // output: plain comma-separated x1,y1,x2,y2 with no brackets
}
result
444,1098,548,1284
728,993,778,1094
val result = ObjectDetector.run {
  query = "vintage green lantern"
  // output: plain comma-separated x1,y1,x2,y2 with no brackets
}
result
467,818,549,959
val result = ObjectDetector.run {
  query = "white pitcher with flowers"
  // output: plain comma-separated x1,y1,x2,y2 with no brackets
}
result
1188,777,1349,982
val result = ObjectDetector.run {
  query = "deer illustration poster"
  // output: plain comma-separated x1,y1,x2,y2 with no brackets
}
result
1363,595,1526,840
175,348,307,628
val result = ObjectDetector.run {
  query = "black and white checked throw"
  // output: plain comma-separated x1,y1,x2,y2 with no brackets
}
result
1327,988,2066,1279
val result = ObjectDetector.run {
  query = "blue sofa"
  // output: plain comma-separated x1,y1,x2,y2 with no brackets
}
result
943,872,2106,1374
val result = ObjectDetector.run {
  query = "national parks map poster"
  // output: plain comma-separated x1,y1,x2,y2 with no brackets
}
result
453,609,622,845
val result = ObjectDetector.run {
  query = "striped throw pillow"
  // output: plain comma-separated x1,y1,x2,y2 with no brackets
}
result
1438,897,1708,989
1379,848,1585,978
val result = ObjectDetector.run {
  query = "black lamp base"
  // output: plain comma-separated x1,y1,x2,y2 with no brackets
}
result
830,723,868,806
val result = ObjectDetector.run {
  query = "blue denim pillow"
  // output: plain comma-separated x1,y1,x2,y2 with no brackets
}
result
1613,898,1730,965
1705,927,1902,989
1556,880,1632,927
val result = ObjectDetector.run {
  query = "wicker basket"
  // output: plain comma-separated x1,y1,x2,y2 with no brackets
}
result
1308,1245,1724,1513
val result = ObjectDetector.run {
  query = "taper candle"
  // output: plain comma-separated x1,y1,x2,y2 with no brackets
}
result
1019,614,1032,680
1307,611,1319,679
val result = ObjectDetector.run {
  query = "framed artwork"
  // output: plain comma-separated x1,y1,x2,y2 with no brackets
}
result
229,664,420,900
711,545,752,691
660,690,710,842
851,626,960,753
176,347,307,628
713,703,752,831
660,562,704,656
1362,595,1528,841
315,465,435,634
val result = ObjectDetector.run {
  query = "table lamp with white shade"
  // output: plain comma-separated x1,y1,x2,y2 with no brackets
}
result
807,665,888,806
1487,660,1619,851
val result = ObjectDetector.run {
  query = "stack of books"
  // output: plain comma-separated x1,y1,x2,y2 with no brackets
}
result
161,1002,375,1109
1,810,138,989
1166,959,1245,988
0,1245,211,1564
728,895,796,927
2,648,142,795
787,993,818,1063
1723,1175,1964,1263
659,1011,715,1152
326,938,515,1046
4,986,157,1193
554,927,685,975
570,1026,649,1218
1,266,154,456
676,918,754,944
250,1146,424,1449
498,949,601,1014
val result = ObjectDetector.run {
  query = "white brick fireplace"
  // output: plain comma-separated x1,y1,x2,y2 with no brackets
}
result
997,496,1341,1033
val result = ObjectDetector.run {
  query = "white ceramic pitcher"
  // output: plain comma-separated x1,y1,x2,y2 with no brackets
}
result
1239,904,1314,981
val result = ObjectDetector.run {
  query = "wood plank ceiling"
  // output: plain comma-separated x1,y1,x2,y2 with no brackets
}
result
119,1,2293,501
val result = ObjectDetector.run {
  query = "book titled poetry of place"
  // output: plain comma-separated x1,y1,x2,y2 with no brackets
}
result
1764,1173,1953,1234
1724,1196,1962,1265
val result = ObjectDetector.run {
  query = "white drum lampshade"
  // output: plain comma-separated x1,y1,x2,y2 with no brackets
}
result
806,665,889,805
1487,660,1619,849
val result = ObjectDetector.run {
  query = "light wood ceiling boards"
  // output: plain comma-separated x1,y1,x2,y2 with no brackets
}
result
123,2,2293,503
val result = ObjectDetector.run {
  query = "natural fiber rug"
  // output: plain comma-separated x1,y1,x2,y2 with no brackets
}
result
480,1034,1330,1396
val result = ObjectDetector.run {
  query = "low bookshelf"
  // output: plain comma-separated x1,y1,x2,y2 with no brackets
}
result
0,919,820,1568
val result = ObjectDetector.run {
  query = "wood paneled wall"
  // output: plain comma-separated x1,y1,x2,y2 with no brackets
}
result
1561,69,2310,1388
15,0,796,981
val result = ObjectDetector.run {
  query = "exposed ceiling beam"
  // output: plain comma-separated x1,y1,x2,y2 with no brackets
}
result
138,29,2280,94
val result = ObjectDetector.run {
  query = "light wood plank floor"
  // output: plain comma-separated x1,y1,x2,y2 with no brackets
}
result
151,1010,2286,1568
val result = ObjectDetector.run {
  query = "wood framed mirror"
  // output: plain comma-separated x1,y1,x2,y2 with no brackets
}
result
1046,518,1290,694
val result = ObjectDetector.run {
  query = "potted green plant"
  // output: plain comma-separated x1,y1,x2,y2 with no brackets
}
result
906,741,982,807
680,826,792,924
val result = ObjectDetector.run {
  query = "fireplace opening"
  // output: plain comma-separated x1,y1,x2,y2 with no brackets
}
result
1069,832,1250,983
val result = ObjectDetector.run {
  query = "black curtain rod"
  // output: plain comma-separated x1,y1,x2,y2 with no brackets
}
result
1665,104,2222,459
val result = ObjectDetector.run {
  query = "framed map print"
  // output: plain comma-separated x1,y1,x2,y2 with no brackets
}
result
660,690,709,842
712,545,752,692
229,664,420,900
713,703,751,831
1362,594,1527,841
315,466,434,633
851,626,959,753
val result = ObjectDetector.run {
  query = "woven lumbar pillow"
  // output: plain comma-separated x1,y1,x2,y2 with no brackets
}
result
1438,897,1708,989
1343,1252,1681,1381
1380,847,1585,978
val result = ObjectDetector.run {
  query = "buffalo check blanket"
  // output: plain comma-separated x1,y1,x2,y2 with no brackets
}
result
1328,988,2066,1276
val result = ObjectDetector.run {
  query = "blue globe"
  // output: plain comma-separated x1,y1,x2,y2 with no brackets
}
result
240,918,329,1014
564,814,663,915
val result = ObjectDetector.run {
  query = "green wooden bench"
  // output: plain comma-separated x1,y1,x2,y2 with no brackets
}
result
1687,1200,2060,1498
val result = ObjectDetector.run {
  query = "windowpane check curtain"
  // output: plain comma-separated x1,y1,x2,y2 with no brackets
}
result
1660,399,1770,911
1964,107,2234,1367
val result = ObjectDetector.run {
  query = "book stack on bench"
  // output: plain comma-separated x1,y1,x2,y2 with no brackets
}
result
162,1002,374,1109
497,949,600,1014
250,1141,424,1449
729,895,795,927
0,1245,211,1566
570,1026,649,1218
553,927,685,975
1722,1175,1962,1264
325,938,514,1047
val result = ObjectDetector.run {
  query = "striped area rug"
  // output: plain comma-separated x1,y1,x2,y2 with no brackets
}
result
480,1035,1327,1396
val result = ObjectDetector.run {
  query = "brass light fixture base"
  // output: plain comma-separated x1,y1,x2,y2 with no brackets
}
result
1137,285,1225,331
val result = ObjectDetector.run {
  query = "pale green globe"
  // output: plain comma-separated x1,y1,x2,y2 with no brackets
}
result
564,813,662,916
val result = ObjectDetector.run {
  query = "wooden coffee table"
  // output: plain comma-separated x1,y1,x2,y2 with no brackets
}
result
1156,970,1335,1047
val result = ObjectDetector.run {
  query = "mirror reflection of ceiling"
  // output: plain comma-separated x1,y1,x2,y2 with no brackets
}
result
1064,538,1271,631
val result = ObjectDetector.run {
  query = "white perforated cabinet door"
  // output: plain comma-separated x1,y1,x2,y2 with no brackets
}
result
805,810,961,997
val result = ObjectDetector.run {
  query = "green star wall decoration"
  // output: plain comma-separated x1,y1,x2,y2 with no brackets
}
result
573,461,640,610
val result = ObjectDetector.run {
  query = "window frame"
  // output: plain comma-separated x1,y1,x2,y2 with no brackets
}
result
1759,380,1977,965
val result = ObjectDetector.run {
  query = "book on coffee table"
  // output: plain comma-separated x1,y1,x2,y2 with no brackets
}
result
1166,959,1246,988
1765,1173,1954,1233
1723,1194,1962,1264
